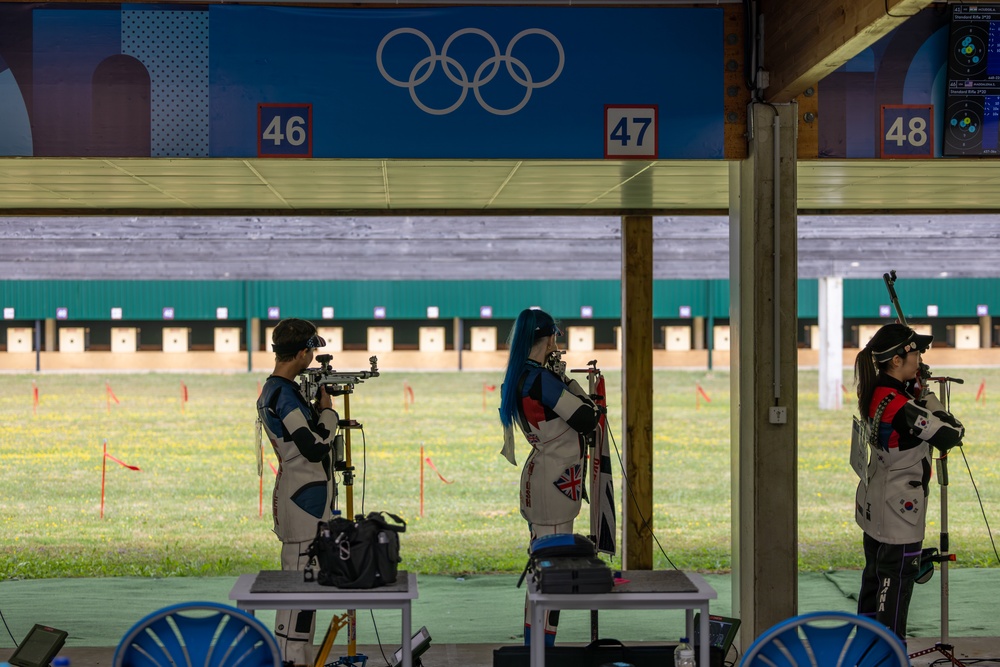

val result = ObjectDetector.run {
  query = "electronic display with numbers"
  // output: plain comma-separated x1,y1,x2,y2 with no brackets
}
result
945,4,1000,155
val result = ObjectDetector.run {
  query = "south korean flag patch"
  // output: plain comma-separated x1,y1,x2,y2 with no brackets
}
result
894,495,922,525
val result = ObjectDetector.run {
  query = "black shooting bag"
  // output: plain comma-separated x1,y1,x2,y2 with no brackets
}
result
305,511,406,588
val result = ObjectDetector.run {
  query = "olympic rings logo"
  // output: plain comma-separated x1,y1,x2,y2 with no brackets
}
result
376,27,565,116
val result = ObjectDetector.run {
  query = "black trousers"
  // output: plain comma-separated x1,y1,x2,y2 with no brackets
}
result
857,532,922,639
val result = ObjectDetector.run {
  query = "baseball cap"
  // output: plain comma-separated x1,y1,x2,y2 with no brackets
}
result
871,323,932,363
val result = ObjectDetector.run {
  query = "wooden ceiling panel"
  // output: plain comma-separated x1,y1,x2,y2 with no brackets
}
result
760,0,934,102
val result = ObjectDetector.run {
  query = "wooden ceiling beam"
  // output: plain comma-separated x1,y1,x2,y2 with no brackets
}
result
760,0,934,102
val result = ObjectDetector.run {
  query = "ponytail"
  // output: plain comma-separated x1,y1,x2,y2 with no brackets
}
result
856,322,914,417
498,308,553,428
853,346,878,418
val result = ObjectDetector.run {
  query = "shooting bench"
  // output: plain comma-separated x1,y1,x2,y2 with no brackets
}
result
229,570,418,667
526,570,717,667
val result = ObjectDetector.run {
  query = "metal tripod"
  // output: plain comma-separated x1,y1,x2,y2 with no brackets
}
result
908,375,966,667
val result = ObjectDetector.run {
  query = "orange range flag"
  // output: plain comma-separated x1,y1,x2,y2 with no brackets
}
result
100,438,140,519
403,381,415,411
106,381,120,414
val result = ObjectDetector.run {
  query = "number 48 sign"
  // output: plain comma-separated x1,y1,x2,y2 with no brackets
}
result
258,103,313,157
880,105,933,158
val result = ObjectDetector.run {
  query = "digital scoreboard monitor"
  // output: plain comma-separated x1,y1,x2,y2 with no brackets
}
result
945,4,1000,155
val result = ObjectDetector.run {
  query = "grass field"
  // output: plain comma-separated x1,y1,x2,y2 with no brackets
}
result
1,367,998,579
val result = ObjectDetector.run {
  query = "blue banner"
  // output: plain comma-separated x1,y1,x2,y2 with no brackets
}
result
0,4,724,159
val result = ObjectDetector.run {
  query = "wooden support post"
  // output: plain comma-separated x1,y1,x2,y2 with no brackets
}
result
730,103,799,647
621,215,653,570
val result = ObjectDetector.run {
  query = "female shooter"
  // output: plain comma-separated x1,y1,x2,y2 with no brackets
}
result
498,308,602,647
854,322,964,639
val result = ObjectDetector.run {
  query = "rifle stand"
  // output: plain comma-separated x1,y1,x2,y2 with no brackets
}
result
907,377,967,667
907,643,965,667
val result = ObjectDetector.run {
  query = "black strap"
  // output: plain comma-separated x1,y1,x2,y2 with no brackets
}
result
868,393,895,447
515,559,531,588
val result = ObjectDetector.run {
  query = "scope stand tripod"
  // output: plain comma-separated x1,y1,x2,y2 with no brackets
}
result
908,375,966,667
314,388,365,667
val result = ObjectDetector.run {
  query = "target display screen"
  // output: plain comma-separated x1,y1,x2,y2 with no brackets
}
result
945,5,1000,155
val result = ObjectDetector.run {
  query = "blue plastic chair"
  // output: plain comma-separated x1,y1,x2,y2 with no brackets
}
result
739,611,910,667
113,601,282,667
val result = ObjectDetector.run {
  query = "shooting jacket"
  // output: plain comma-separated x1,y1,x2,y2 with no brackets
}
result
514,360,601,526
257,375,340,543
855,375,964,545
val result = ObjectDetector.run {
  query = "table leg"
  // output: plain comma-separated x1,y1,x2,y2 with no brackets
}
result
402,602,412,667
530,603,545,667
698,606,709,667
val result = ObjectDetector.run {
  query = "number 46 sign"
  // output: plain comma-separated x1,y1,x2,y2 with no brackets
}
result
258,103,313,157
880,105,933,159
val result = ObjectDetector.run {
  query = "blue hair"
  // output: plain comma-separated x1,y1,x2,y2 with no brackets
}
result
498,308,555,428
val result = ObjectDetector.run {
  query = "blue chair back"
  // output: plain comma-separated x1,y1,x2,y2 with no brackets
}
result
740,611,909,667
113,601,281,667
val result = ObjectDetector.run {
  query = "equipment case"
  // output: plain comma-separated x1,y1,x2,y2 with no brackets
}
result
531,556,614,594
493,638,677,667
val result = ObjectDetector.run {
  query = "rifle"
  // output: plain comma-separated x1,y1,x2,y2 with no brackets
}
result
882,270,963,393
882,270,908,326
298,354,380,401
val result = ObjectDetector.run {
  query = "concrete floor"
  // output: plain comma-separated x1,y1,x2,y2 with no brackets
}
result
4,636,1000,667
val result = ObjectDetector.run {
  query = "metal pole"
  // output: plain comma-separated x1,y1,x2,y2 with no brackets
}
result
245,281,253,373
939,455,950,645
34,319,42,372
343,392,357,656
706,282,714,371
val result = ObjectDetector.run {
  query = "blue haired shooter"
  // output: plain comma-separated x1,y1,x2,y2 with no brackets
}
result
497,308,601,648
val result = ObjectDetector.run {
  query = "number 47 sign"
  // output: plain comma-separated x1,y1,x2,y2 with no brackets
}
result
259,103,313,157
605,105,658,159
880,105,933,158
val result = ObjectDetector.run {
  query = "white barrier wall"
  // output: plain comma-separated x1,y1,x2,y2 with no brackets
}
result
470,326,497,352
110,327,138,353
567,326,595,352
713,325,731,351
857,324,881,348
367,326,394,352
859,322,931,348
954,324,980,349
59,327,87,352
214,327,241,352
6,327,32,352
163,327,190,352
663,325,692,351
419,326,446,352
316,327,343,353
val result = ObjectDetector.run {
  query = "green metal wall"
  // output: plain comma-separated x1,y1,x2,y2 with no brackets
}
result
0,280,246,320
0,278,996,321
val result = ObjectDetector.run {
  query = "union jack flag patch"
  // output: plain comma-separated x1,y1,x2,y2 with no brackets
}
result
554,464,583,501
